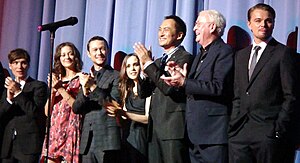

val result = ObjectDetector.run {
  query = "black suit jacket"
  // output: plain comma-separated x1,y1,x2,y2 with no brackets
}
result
185,38,234,145
0,77,47,158
144,46,194,140
73,65,121,154
0,62,4,99
229,39,299,141
0,62,5,159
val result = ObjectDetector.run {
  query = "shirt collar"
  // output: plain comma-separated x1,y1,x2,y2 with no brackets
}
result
90,65,105,78
164,45,181,56
200,38,218,52
252,36,272,51
16,76,28,89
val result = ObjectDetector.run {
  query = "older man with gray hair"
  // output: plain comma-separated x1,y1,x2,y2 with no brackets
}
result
161,10,234,163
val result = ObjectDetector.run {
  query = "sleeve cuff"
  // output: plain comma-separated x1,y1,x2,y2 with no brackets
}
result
143,61,154,70
6,98,13,104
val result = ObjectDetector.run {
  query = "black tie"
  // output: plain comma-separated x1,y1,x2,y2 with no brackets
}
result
249,46,261,80
161,54,168,65
160,54,169,76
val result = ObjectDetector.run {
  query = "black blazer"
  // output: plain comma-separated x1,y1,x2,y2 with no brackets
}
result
0,77,47,158
229,39,299,140
73,65,121,154
0,62,4,99
0,62,3,160
185,38,234,145
144,46,194,140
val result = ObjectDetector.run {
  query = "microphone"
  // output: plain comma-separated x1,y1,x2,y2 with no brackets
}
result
38,17,78,32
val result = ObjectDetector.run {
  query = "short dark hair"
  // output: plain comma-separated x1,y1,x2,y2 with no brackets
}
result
248,3,276,21
87,36,109,52
165,15,187,41
8,48,30,64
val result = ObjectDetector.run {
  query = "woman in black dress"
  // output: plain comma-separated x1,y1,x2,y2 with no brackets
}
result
107,54,151,163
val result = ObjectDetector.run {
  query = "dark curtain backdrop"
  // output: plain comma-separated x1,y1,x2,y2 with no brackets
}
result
0,0,299,81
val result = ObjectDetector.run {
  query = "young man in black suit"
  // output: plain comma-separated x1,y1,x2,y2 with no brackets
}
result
72,36,121,163
0,49,47,162
161,10,234,163
0,61,4,163
0,62,4,99
228,3,299,163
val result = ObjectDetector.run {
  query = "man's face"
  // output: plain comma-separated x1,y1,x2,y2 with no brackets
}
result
193,12,213,46
87,40,108,67
248,9,274,43
158,19,181,51
9,58,29,80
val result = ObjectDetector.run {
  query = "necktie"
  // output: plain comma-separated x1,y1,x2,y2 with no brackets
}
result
160,53,169,76
161,53,168,65
249,46,261,80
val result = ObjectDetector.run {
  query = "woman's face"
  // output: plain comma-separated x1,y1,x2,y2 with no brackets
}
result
60,45,75,69
126,56,140,80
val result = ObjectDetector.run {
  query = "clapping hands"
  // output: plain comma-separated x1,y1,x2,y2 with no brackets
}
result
160,61,188,87
79,72,96,96
5,77,21,100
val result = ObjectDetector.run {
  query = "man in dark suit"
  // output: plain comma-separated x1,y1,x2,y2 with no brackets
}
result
161,10,233,163
134,15,193,163
228,3,299,163
0,62,4,99
0,61,4,163
0,48,47,162
73,36,121,163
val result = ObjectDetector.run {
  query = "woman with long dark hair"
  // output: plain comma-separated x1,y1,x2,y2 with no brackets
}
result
41,42,83,163
107,53,152,163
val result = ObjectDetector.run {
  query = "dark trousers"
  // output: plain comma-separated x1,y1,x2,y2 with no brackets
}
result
189,144,228,163
2,139,40,163
229,121,295,163
148,129,189,163
81,150,120,163
81,131,121,163
122,142,147,163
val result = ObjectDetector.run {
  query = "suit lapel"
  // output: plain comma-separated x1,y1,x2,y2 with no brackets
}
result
188,52,201,78
23,76,34,91
240,47,252,85
169,46,188,61
168,46,182,62
97,69,108,87
193,40,220,78
248,39,276,85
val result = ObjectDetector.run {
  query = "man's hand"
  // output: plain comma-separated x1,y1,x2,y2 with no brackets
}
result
79,72,96,96
166,61,188,77
5,77,21,97
160,62,188,87
6,88,14,101
133,42,152,65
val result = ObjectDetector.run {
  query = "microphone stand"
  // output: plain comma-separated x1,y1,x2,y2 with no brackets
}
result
44,29,56,163
39,17,78,162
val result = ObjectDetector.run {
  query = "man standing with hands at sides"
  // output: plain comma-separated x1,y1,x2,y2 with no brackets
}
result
134,15,194,163
0,49,47,162
228,3,299,163
161,10,234,163
72,36,121,163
